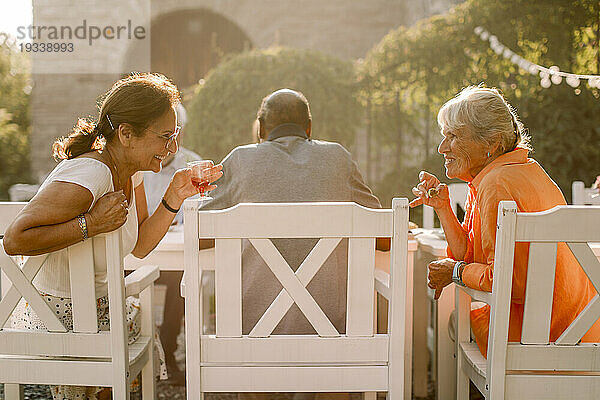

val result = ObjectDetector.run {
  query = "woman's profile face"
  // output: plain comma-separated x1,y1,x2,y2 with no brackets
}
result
130,106,178,173
437,125,491,182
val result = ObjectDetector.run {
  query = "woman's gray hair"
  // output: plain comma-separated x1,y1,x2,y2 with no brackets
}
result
437,85,532,153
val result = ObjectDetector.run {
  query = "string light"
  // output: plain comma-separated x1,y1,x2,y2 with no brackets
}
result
474,26,600,89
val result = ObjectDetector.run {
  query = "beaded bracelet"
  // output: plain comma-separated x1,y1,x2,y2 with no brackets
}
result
77,214,88,241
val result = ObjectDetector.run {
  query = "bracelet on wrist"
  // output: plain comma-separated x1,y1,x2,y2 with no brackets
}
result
161,197,180,214
77,214,88,241
452,260,467,287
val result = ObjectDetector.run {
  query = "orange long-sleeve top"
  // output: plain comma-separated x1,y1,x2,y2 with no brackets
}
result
447,148,600,357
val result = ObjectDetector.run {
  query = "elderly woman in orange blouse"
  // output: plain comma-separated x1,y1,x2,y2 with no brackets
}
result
410,85,600,357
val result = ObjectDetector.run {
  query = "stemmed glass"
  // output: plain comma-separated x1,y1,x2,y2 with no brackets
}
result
187,160,215,201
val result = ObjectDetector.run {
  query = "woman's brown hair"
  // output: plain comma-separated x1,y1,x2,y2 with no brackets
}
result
52,72,180,160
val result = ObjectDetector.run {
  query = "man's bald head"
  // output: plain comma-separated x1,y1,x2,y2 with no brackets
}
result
257,89,312,139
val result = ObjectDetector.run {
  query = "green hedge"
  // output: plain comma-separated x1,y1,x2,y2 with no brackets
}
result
185,47,362,163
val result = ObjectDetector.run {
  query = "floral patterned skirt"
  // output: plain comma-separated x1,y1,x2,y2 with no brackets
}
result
12,293,168,400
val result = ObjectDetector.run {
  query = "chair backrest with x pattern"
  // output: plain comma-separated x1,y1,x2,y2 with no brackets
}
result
183,199,410,398
485,201,600,398
201,202,394,338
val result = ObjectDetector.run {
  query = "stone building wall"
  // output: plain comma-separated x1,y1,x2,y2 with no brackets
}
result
30,0,460,180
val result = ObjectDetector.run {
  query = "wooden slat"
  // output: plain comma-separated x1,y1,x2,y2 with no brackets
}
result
515,205,600,242
387,198,410,400
0,252,48,328
568,242,600,293
505,375,600,399
0,358,113,386
249,238,339,337
250,237,341,337
104,229,129,393
346,237,375,336
215,238,242,337
198,202,392,238
0,329,111,357
183,198,202,398
201,366,388,392
506,343,600,371
487,201,518,399
68,239,98,333
0,252,65,331
556,295,600,345
521,242,557,344
0,335,150,387
200,335,389,364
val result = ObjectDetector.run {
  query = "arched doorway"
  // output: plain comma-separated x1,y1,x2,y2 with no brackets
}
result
150,9,252,91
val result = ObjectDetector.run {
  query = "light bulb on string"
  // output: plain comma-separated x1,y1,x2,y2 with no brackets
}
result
551,74,563,85
528,64,539,75
566,76,580,88
540,78,552,88
474,26,600,91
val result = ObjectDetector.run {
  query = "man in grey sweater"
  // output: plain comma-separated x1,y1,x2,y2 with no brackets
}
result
202,89,382,337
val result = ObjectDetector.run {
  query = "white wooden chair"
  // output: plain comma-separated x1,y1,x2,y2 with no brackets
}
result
571,181,600,205
183,199,412,399
0,201,159,400
423,183,468,229
455,201,600,399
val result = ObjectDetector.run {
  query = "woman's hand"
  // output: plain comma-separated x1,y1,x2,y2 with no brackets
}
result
409,171,450,210
166,163,224,208
427,258,455,300
86,190,129,236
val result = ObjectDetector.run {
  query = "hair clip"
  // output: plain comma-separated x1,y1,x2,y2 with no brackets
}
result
106,115,115,130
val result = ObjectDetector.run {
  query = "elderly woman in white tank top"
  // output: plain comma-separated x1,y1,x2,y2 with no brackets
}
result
3,73,222,400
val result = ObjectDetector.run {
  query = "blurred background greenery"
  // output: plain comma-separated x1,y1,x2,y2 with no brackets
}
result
1,0,599,219
0,36,31,200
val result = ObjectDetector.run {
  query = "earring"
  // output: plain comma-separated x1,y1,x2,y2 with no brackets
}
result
486,152,491,157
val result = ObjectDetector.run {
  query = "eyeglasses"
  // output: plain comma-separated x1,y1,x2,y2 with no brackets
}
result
145,125,181,149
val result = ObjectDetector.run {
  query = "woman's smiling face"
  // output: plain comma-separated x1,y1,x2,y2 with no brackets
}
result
437,126,492,182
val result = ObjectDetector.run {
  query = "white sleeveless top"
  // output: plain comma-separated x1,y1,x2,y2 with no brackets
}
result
32,158,143,298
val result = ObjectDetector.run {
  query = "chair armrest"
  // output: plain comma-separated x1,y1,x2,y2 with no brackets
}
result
125,265,160,296
458,285,493,305
374,269,390,300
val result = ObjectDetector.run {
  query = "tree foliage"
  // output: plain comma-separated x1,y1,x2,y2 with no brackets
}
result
361,0,600,204
185,47,362,162
0,35,31,200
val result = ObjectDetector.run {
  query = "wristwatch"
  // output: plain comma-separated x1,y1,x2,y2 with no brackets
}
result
452,260,467,287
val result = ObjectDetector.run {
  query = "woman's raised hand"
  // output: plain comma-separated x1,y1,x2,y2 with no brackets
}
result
409,171,450,209
86,190,129,235
169,163,224,204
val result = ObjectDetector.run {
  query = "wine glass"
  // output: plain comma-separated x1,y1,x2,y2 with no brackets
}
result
187,160,214,201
